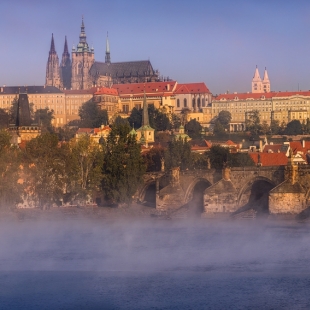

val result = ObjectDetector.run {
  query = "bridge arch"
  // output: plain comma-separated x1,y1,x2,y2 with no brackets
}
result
138,179,157,207
237,176,276,215
184,177,212,203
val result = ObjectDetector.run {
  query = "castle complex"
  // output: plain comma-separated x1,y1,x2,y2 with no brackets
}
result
45,18,159,90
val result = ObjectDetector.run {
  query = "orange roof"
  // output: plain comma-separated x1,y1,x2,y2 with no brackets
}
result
93,126,111,134
263,144,283,153
174,82,210,94
215,91,310,101
112,81,177,96
225,140,237,146
94,87,119,96
249,152,288,166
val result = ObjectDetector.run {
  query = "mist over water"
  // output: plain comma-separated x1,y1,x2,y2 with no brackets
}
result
1,217,310,309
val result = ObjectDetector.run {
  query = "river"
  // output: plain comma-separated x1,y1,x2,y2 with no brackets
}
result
0,218,310,309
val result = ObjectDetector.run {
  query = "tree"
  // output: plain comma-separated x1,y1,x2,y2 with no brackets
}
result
102,123,146,204
113,115,130,128
245,110,261,135
270,119,281,135
34,108,54,133
284,120,303,135
128,107,142,129
143,146,165,172
260,120,270,135
23,133,67,209
79,100,108,128
228,153,255,167
0,130,22,209
217,110,232,130
70,135,104,202
185,119,202,139
213,120,225,134
164,137,192,170
208,145,229,169
170,114,181,130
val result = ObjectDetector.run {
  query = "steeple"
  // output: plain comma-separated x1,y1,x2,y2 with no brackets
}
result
45,33,61,88
105,32,111,64
262,67,270,93
50,33,56,53
252,65,262,93
142,87,149,127
60,36,72,90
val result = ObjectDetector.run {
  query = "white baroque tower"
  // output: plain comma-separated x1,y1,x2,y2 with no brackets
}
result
252,66,270,93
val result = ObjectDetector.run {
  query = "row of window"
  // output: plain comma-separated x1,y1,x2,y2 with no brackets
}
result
176,98,206,108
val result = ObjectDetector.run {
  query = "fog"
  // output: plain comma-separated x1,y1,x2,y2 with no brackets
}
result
1,217,310,309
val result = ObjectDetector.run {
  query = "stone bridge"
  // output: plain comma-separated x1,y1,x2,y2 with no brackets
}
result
136,163,310,217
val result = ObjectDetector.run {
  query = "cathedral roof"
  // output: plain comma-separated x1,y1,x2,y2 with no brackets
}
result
89,60,156,79
0,86,63,94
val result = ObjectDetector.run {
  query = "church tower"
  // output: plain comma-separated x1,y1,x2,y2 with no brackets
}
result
45,34,61,88
105,32,111,64
252,66,262,93
60,36,72,90
262,67,270,93
71,18,95,90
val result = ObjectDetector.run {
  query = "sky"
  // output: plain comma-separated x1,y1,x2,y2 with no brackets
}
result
1,0,310,95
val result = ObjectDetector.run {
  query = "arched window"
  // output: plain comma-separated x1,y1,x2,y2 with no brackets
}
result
192,98,195,108
202,98,205,107
177,99,180,107
184,98,187,107
77,62,83,75
197,98,201,108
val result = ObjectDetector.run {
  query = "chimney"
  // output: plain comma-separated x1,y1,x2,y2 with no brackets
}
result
302,140,305,148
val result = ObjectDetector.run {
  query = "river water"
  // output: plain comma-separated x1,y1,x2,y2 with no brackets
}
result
0,218,310,309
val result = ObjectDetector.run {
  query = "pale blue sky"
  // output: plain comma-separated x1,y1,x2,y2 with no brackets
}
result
1,0,310,94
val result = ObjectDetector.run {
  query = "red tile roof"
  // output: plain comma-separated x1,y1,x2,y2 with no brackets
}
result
94,87,119,96
263,144,283,153
249,152,288,166
174,82,210,94
215,91,310,101
112,81,177,96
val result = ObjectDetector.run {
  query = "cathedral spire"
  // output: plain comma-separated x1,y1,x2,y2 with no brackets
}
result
63,36,69,55
105,32,111,64
263,67,269,82
79,16,87,45
252,65,262,93
50,33,56,53
262,67,270,93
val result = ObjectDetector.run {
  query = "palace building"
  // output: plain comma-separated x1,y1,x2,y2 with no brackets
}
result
45,18,159,90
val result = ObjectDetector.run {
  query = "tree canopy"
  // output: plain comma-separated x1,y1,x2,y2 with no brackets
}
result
79,100,108,128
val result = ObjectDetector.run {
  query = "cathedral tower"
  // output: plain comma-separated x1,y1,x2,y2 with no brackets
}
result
105,32,111,64
71,18,95,90
252,65,262,93
45,34,61,88
262,67,270,93
60,36,72,90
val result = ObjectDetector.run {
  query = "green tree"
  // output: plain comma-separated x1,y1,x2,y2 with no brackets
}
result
208,145,229,169
34,108,54,133
284,119,303,135
245,110,261,135
23,133,66,209
164,137,192,170
0,130,22,209
79,100,108,128
128,107,142,128
102,123,145,204
217,110,232,130
213,120,225,134
270,119,281,135
70,135,104,202
185,119,202,139
228,153,255,167
113,115,130,128
260,120,270,135
170,114,181,130
143,146,165,172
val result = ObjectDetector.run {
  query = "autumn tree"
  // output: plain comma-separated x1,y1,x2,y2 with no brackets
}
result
34,108,54,133
185,119,202,139
245,110,261,135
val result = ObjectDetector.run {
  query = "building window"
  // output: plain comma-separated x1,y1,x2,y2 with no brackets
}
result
192,98,195,108
177,99,180,108
184,98,187,108
202,98,205,107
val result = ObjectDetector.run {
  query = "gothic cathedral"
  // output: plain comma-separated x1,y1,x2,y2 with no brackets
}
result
45,18,159,90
